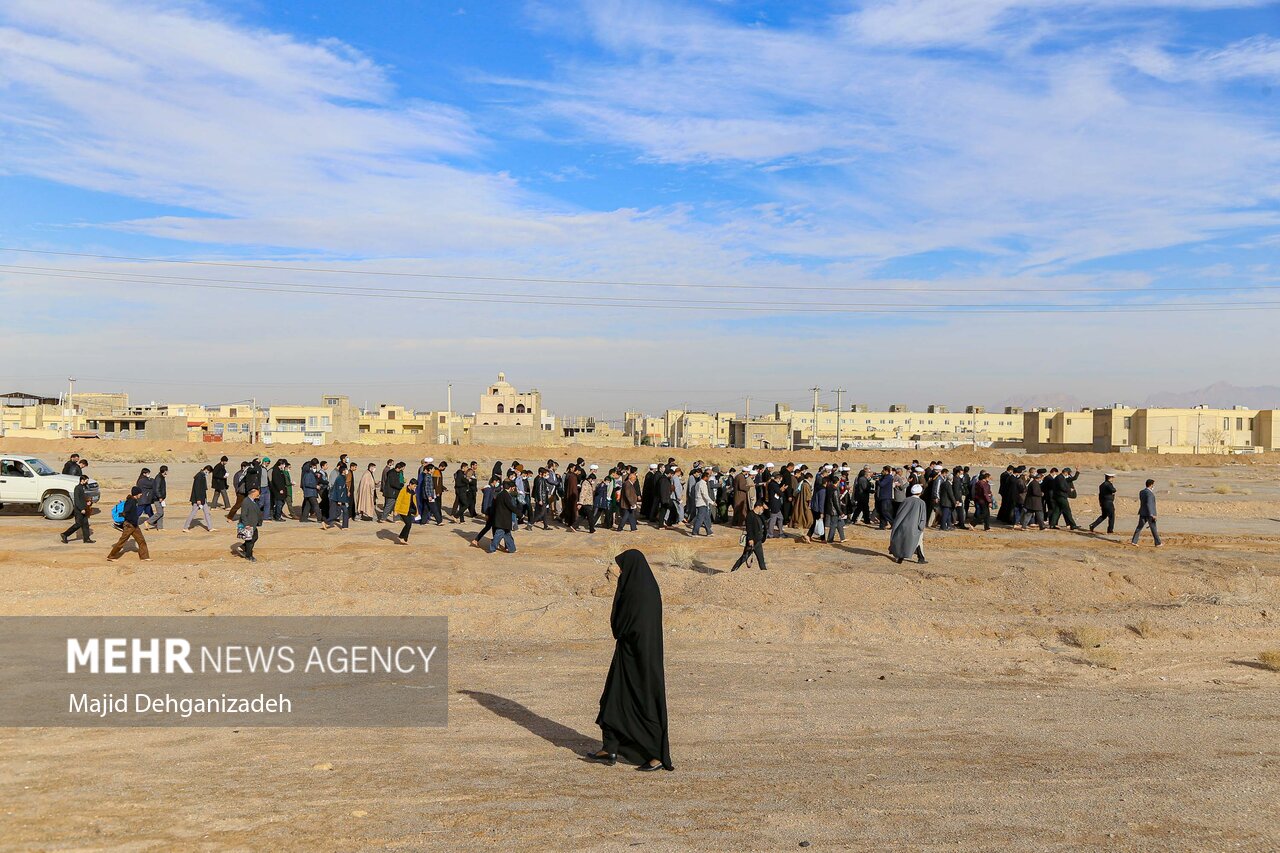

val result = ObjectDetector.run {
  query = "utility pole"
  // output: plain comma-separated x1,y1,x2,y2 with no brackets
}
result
1195,409,1202,455
251,396,257,445
66,376,76,439
447,383,453,445
810,386,820,451
833,388,845,451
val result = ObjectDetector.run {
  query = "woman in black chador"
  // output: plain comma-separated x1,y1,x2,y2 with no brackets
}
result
586,549,674,772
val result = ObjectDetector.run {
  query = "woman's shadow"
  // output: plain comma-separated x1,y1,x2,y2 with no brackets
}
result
458,690,596,754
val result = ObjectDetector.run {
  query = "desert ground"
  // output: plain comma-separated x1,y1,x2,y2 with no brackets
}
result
1,439,1278,851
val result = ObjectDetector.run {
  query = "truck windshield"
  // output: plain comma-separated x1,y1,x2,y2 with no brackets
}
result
23,459,55,476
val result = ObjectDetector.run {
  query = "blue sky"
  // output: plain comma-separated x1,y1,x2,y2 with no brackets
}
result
2,0,1279,416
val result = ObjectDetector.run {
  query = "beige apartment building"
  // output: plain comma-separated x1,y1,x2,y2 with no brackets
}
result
662,410,735,447
261,395,360,445
624,412,667,445
358,405,470,444
1026,406,1280,453
773,403,1024,448
206,403,267,443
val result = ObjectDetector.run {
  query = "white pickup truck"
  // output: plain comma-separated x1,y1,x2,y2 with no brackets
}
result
0,456,101,520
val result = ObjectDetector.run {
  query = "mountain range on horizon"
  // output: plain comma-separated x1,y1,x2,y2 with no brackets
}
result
1004,381,1280,412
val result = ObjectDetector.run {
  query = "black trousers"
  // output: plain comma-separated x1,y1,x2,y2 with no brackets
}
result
852,496,871,524
242,527,258,558
974,502,991,530
399,516,414,540
733,542,766,571
63,509,91,542
575,506,597,532
1050,496,1077,528
299,497,322,523
1091,504,1116,533
474,514,495,542
876,498,893,528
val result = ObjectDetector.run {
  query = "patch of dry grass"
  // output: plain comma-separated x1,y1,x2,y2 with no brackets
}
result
1062,625,1109,649
1128,618,1159,639
1259,650,1280,672
592,539,619,566
1080,647,1120,669
666,545,698,571
1211,484,1233,495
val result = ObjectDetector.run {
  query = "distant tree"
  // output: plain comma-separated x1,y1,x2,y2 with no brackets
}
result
1201,425,1226,453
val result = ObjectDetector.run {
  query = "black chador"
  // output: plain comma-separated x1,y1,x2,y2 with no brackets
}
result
595,549,673,770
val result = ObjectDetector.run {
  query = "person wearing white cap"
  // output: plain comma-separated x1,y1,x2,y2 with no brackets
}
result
889,483,928,564
641,463,660,522
1089,473,1118,534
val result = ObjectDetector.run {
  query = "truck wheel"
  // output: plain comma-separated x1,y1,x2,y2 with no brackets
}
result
42,493,73,521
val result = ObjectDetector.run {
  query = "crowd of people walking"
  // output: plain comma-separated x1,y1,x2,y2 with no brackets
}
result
57,453,1164,564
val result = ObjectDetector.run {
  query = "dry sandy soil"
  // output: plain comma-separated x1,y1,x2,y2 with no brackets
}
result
1,440,1278,851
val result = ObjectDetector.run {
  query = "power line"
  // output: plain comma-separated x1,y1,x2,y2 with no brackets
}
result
2,262,1122,309
1,245,1274,295
3,267,1276,314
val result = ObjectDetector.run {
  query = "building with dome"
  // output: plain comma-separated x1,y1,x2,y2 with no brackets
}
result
477,373,543,428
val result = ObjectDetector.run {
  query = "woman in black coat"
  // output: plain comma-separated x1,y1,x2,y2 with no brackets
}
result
586,549,673,772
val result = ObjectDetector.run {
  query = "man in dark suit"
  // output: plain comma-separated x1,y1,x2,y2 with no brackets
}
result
182,466,216,532
1049,467,1081,529
1131,479,1161,546
488,480,520,553
60,475,94,543
210,456,230,508
1089,473,1117,534
732,499,768,571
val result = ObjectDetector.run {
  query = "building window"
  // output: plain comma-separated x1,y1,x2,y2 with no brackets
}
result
497,404,505,413
322,416,330,426
516,404,526,414
1066,419,1072,426
308,416,316,427
1237,417,1244,431
1123,417,1131,428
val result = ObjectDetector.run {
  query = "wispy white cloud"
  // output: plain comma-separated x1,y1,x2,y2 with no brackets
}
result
510,0,1280,271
